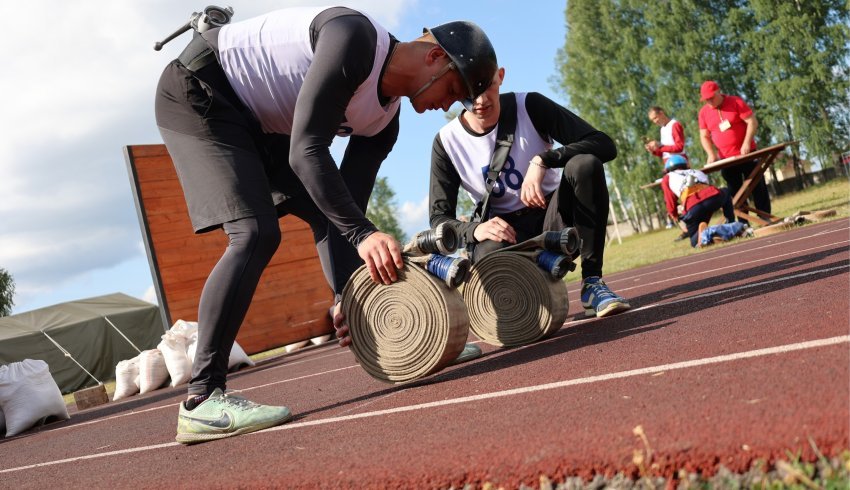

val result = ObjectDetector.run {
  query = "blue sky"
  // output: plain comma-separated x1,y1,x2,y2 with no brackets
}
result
1,0,568,314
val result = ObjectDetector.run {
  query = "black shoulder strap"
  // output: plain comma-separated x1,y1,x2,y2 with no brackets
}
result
178,32,214,72
472,93,518,223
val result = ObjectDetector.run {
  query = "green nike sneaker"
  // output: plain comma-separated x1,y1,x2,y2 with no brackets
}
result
176,388,292,444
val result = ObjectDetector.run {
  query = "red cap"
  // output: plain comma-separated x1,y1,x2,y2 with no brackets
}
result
700,80,719,101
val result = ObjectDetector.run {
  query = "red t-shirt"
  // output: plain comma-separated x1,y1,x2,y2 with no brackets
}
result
698,95,756,159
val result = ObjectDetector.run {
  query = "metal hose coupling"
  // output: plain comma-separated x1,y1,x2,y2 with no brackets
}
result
403,222,460,257
153,5,234,51
425,254,471,289
534,251,575,280
542,227,581,256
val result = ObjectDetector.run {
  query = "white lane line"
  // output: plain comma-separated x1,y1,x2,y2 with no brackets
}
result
258,348,351,373
0,442,181,474
258,335,849,432
3,335,846,475
601,223,849,287
560,263,849,329
626,263,850,313
567,237,850,298
39,262,849,434
567,226,849,296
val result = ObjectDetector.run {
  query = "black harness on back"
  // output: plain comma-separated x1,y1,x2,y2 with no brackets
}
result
178,32,220,72
470,93,518,223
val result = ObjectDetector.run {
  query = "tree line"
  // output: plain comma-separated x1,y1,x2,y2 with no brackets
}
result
554,0,849,232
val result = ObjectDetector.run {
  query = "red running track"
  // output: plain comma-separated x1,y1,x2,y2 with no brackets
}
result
1,218,847,489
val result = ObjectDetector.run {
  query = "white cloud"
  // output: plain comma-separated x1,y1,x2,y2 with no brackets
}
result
399,195,430,236
142,286,158,305
2,1,417,314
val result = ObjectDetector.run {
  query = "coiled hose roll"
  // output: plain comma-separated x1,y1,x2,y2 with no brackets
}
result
461,229,575,347
341,223,470,384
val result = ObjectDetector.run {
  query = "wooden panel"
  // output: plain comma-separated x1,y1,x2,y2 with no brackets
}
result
124,144,333,354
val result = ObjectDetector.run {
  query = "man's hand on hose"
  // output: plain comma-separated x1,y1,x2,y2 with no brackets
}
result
357,231,404,285
331,302,351,348
473,217,517,244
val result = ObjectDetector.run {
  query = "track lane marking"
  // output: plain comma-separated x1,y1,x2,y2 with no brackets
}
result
2,335,847,475
567,237,849,299
29,263,850,434
597,222,849,287
563,263,849,326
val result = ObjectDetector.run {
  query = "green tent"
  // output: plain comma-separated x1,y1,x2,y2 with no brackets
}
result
0,293,164,394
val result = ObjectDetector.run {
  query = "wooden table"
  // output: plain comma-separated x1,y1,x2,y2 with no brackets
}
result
642,141,798,226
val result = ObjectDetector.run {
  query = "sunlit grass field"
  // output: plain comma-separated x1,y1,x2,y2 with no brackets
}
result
565,177,850,285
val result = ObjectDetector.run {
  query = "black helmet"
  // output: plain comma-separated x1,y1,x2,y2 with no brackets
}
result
424,21,498,110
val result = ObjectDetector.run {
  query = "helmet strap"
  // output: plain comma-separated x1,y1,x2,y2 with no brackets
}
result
411,61,456,101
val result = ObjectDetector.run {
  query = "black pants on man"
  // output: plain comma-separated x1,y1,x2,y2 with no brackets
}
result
721,161,771,223
155,44,366,397
681,188,736,248
471,154,608,280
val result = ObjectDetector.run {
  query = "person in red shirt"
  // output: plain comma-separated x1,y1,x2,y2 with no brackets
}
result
645,106,688,165
697,80,771,222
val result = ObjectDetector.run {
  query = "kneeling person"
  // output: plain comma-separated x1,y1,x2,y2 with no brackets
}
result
428,67,630,318
660,155,736,248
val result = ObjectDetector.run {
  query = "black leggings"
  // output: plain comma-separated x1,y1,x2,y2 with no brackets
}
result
190,216,281,395
188,202,364,396
472,154,609,279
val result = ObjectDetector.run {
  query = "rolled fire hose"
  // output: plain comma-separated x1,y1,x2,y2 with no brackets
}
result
461,228,578,347
341,224,471,384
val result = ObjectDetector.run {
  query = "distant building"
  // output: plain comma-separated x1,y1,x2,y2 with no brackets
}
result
764,154,813,184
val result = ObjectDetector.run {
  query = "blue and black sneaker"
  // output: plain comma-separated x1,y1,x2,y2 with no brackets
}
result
580,277,631,318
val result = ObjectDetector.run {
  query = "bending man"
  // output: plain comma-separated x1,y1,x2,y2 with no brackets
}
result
155,6,497,443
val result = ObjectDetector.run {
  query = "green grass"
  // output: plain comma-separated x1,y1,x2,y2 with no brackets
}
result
502,449,850,489
565,177,850,285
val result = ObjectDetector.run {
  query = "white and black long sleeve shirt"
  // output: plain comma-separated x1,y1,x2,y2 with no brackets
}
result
217,6,401,246
429,92,617,244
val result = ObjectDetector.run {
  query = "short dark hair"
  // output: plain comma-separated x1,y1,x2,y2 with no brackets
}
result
648,106,665,114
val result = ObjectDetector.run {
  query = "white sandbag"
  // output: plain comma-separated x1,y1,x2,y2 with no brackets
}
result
138,349,169,394
157,331,191,387
310,334,332,345
112,356,141,401
0,359,70,437
185,330,198,363
170,319,198,341
284,340,309,353
228,341,255,371
181,328,252,372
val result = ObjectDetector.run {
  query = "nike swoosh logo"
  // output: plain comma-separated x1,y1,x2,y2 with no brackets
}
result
180,411,233,431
